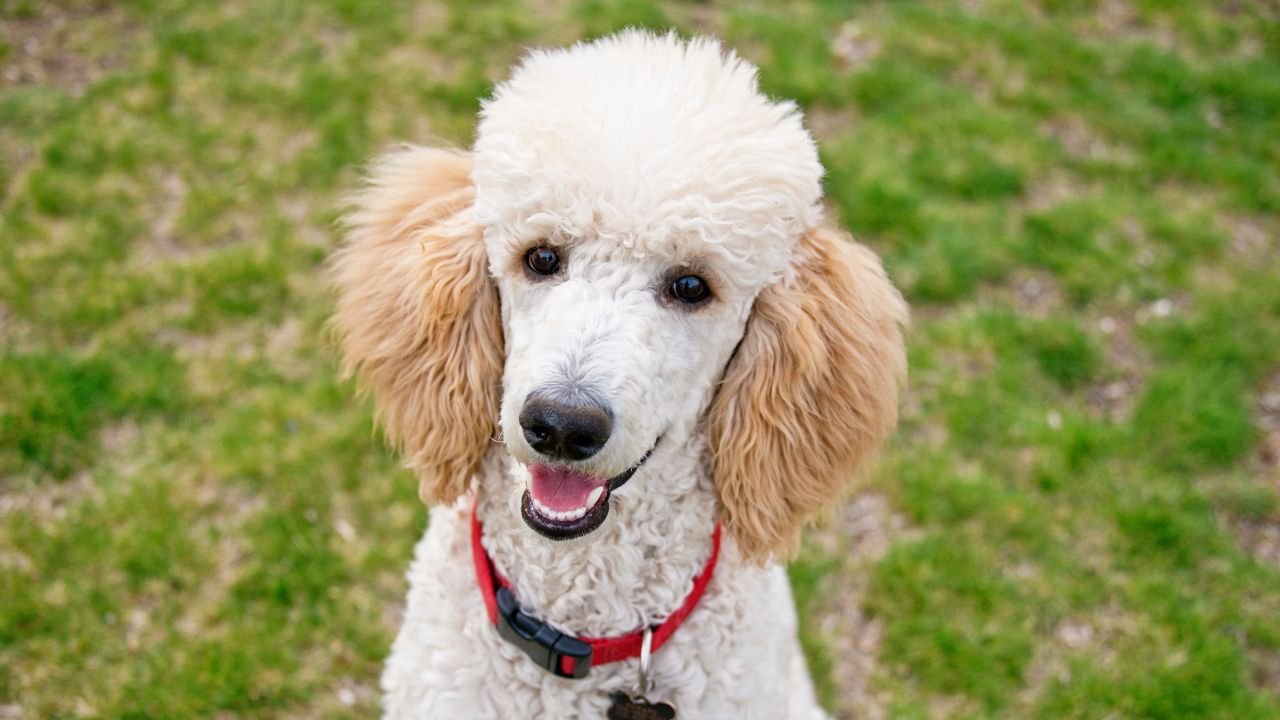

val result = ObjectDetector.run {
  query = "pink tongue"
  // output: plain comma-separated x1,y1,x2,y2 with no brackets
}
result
528,464,608,512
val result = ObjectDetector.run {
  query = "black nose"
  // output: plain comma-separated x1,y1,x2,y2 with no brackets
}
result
519,395,613,461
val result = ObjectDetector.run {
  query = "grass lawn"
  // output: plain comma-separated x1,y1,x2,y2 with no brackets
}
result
3,0,1279,717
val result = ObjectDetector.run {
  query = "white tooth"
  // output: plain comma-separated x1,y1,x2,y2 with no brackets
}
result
530,495,598,523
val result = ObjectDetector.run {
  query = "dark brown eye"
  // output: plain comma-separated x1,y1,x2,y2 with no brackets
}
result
670,275,710,304
525,246,560,276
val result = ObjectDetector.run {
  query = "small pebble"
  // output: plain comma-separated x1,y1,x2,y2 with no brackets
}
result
337,687,357,706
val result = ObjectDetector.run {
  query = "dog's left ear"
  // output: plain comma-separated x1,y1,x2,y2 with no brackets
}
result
709,226,907,564
330,146,503,506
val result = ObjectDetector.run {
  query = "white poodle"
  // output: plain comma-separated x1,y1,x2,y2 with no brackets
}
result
332,31,907,719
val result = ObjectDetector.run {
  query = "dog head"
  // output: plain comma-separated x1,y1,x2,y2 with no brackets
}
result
332,32,906,563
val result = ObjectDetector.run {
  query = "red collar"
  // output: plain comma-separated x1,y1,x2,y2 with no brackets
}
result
470,500,722,679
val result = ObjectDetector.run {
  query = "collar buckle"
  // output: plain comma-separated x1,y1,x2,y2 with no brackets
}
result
496,586,593,679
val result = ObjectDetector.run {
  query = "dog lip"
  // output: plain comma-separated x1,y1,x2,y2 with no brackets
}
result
520,439,659,541
605,444,656,493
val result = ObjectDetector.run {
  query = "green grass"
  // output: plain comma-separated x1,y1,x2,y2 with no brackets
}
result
3,0,1279,717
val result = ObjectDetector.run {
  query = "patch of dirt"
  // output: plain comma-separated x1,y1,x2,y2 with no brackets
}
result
1085,376,1140,423
1086,312,1149,423
1256,431,1280,483
1007,269,1066,319
383,592,406,634
278,676,379,720
811,493,910,720
952,47,1026,103
1226,371,1280,568
140,172,193,262
831,21,881,70
165,320,312,398
1056,618,1096,650
1096,0,1273,59
0,302,42,353
174,483,265,638
1077,0,1179,52
98,419,141,453
1015,603,1149,713
263,316,315,382
664,1,723,36
1039,114,1137,167
1039,114,1100,158
0,3,137,93
331,677,378,712
1022,171,1090,213
0,2,139,210
276,194,331,250
1236,518,1280,567
1096,0,1142,34
0,470,101,522
979,269,1147,423
1253,648,1280,694
1227,214,1278,264
1256,371,1280,479
805,108,858,143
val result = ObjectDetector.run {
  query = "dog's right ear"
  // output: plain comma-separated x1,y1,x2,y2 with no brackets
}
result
330,146,503,505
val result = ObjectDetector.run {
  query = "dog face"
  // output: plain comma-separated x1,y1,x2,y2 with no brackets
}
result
332,32,907,562
483,234,761,536
480,216,781,539
472,33,826,539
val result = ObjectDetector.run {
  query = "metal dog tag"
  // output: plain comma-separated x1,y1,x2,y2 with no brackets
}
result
607,628,676,719
607,692,676,720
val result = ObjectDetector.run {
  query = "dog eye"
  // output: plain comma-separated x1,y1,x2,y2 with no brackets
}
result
524,246,561,276
669,275,711,304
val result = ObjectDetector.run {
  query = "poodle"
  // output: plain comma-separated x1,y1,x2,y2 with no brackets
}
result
331,31,907,719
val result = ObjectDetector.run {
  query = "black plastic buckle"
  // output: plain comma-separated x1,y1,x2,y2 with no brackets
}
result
496,586,593,679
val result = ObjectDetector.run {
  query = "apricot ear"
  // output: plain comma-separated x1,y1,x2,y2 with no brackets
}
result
710,226,907,563
330,147,503,504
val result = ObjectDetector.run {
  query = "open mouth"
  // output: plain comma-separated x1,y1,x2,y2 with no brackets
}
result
520,445,656,540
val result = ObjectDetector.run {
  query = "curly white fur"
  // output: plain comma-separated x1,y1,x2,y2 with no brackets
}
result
344,31,905,720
